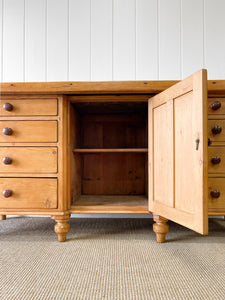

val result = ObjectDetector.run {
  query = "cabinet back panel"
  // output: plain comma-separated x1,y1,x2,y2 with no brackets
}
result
82,153,146,195
81,114,147,148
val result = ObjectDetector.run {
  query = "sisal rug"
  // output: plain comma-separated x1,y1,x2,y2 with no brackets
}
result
0,217,225,300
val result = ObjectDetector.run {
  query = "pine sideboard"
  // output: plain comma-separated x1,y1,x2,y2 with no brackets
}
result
0,69,224,242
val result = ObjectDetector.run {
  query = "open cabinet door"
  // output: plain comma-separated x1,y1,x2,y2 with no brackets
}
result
148,69,208,236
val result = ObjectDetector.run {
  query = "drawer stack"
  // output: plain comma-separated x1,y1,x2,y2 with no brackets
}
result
0,97,58,210
208,98,225,214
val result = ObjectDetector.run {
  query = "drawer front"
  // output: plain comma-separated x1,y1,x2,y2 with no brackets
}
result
0,147,57,173
0,178,57,209
208,147,225,174
208,98,225,115
0,99,58,116
0,121,57,143
208,120,225,142
208,178,225,210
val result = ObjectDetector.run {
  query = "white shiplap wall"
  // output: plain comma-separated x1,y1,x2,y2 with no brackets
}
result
0,0,225,83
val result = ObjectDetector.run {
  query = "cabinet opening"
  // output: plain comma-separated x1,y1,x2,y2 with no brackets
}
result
69,101,149,213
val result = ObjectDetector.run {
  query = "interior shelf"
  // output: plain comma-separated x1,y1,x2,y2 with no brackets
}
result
73,148,148,153
71,195,149,214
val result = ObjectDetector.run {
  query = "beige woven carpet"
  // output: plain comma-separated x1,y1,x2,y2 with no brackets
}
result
0,217,225,300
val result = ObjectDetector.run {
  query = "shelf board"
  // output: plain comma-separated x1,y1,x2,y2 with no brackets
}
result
70,195,150,214
73,148,148,153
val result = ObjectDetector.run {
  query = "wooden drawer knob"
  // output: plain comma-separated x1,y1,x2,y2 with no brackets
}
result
211,156,221,164
210,190,220,198
2,127,13,136
3,102,14,112
3,189,13,198
210,101,221,111
211,125,222,135
2,157,13,165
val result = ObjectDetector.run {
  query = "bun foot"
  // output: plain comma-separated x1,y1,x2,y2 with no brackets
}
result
153,214,169,243
0,215,6,220
51,214,70,242
57,233,68,242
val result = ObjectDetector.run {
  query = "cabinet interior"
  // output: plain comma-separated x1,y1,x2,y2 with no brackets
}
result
69,101,149,213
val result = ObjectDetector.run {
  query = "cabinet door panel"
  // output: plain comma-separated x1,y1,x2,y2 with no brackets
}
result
153,101,173,207
148,69,208,234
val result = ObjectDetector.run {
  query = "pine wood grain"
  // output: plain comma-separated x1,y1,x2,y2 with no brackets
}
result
71,195,149,214
208,147,225,174
82,153,147,195
149,69,208,235
0,98,58,116
0,121,58,143
208,120,225,143
0,80,224,95
0,178,57,209
0,147,57,173
208,178,225,210
208,98,225,115
73,148,148,153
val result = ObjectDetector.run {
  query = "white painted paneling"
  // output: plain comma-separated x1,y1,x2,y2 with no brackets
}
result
204,0,225,79
136,0,158,80
181,0,204,79
47,0,68,81
25,0,46,81
91,0,112,81
113,0,136,80
0,0,2,82
158,0,181,80
1,0,225,82
69,0,90,81
2,0,24,82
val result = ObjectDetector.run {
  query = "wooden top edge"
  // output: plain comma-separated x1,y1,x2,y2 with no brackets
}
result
0,80,224,94
0,80,179,94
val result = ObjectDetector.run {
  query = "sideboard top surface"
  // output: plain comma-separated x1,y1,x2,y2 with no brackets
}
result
0,80,224,95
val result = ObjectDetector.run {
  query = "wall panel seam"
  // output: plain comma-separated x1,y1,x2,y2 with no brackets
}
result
135,0,136,80
156,0,159,80
180,0,183,79
45,0,47,81
1,0,3,82
157,0,160,79
67,0,69,81
23,0,25,82
112,0,114,80
90,0,92,80
203,0,205,68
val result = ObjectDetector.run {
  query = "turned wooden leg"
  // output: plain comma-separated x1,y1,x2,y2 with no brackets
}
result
153,214,169,243
0,215,6,220
51,214,70,242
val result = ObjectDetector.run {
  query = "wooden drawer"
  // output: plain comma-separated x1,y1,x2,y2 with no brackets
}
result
0,178,57,209
0,121,57,143
208,147,225,174
0,98,58,116
208,98,225,115
208,120,225,142
208,178,225,210
0,147,57,173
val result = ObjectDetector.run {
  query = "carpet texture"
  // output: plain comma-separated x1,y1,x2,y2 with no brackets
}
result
0,217,225,300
